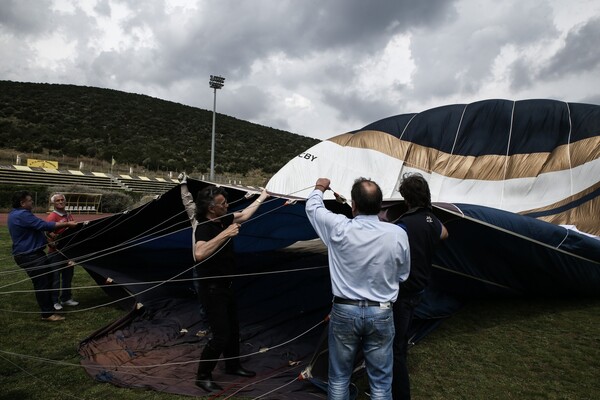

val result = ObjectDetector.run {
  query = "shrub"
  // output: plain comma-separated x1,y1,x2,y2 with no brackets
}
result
100,191,134,213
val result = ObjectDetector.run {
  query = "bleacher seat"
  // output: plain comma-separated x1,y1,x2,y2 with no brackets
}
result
0,166,177,195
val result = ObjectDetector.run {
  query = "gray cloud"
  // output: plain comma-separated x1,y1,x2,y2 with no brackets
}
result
0,0,54,36
409,0,558,100
321,87,401,131
0,0,598,139
580,93,600,105
509,59,533,90
539,17,600,79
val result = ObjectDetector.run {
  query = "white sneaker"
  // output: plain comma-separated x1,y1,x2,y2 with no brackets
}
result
62,299,79,306
53,303,63,311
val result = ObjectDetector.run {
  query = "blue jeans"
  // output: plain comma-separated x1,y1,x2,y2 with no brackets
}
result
328,303,395,400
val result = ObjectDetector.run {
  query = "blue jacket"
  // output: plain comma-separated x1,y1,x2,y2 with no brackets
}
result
7,208,56,255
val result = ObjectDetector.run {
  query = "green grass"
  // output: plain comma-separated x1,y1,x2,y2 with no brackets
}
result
1,224,599,399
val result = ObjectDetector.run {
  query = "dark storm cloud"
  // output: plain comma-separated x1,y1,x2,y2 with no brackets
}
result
579,94,600,105
0,0,54,36
114,0,455,85
321,87,402,131
409,1,557,99
94,0,455,128
1,0,598,139
509,59,533,90
538,17,600,79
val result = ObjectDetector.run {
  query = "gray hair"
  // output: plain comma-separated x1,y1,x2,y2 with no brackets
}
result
50,193,65,202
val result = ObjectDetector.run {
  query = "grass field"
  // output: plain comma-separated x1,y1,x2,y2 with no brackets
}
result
0,225,598,399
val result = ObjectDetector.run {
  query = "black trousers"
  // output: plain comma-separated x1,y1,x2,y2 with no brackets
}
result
392,293,422,400
48,251,74,303
14,250,55,318
197,284,241,377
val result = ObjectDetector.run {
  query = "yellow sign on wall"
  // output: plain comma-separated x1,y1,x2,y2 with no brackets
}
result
27,159,59,169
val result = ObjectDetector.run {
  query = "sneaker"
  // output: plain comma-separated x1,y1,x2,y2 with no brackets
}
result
62,299,79,306
53,303,63,311
42,314,65,322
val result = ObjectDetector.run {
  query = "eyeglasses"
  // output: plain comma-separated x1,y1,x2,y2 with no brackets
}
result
213,199,228,207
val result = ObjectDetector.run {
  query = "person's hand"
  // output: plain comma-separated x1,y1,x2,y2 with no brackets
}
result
223,223,240,238
67,221,78,228
315,178,330,192
178,172,188,184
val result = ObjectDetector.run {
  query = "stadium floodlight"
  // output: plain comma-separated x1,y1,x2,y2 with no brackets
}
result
209,75,225,180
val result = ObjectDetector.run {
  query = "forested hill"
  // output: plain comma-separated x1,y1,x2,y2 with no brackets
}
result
0,80,320,175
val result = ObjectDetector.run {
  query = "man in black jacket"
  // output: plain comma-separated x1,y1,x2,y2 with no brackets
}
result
392,173,448,400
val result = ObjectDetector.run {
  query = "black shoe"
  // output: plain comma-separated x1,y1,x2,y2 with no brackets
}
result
225,366,256,377
196,377,223,392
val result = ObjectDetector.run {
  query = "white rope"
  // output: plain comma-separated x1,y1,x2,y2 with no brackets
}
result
222,362,305,400
398,113,419,141
500,100,516,209
0,345,304,399
439,103,468,202
0,197,313,312
0,316,328,369
565,101,573,196
252,375,301,400
0,265,328,296
0,187,330,397
0,353,85,400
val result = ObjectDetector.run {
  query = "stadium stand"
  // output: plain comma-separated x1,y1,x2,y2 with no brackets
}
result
0,165,179,195
114,174,180,194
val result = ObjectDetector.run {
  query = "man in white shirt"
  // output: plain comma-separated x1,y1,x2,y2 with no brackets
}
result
306,177,410,400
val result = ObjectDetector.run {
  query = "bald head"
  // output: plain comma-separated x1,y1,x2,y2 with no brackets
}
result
351,178,382,215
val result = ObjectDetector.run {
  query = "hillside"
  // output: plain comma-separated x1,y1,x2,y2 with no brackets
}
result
0,80,320,176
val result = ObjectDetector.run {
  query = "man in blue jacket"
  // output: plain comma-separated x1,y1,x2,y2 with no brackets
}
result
8,191,78,321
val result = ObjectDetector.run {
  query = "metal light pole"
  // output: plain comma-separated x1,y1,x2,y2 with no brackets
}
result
209,75,225,181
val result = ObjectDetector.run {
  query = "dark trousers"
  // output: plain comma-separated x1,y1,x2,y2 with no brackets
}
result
14,251,55,318
392,293,422,400
197,284,241,378
48,252,74,303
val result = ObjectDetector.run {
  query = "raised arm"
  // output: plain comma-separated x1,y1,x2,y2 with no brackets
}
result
232,189,269,224
180,181,196,222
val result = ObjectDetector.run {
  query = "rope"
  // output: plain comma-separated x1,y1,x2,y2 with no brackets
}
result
500,100,516,209
0,196,319,311
0,316,327,369
565,101,573,196
0,353,85,400
0,185,328,397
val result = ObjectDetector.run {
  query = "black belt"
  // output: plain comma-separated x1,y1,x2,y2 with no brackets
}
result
15,249,45,258
333,296,390,307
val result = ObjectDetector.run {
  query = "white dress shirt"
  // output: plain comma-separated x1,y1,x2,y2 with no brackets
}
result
306,189,410,303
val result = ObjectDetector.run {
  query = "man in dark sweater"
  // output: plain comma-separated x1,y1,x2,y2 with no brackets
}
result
8,191,78,321
392,174,448,400
184,183,268,393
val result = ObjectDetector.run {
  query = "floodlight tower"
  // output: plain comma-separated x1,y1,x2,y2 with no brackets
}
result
209,75,225,181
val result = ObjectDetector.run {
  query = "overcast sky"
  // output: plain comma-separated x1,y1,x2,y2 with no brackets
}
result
1,0,599,140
